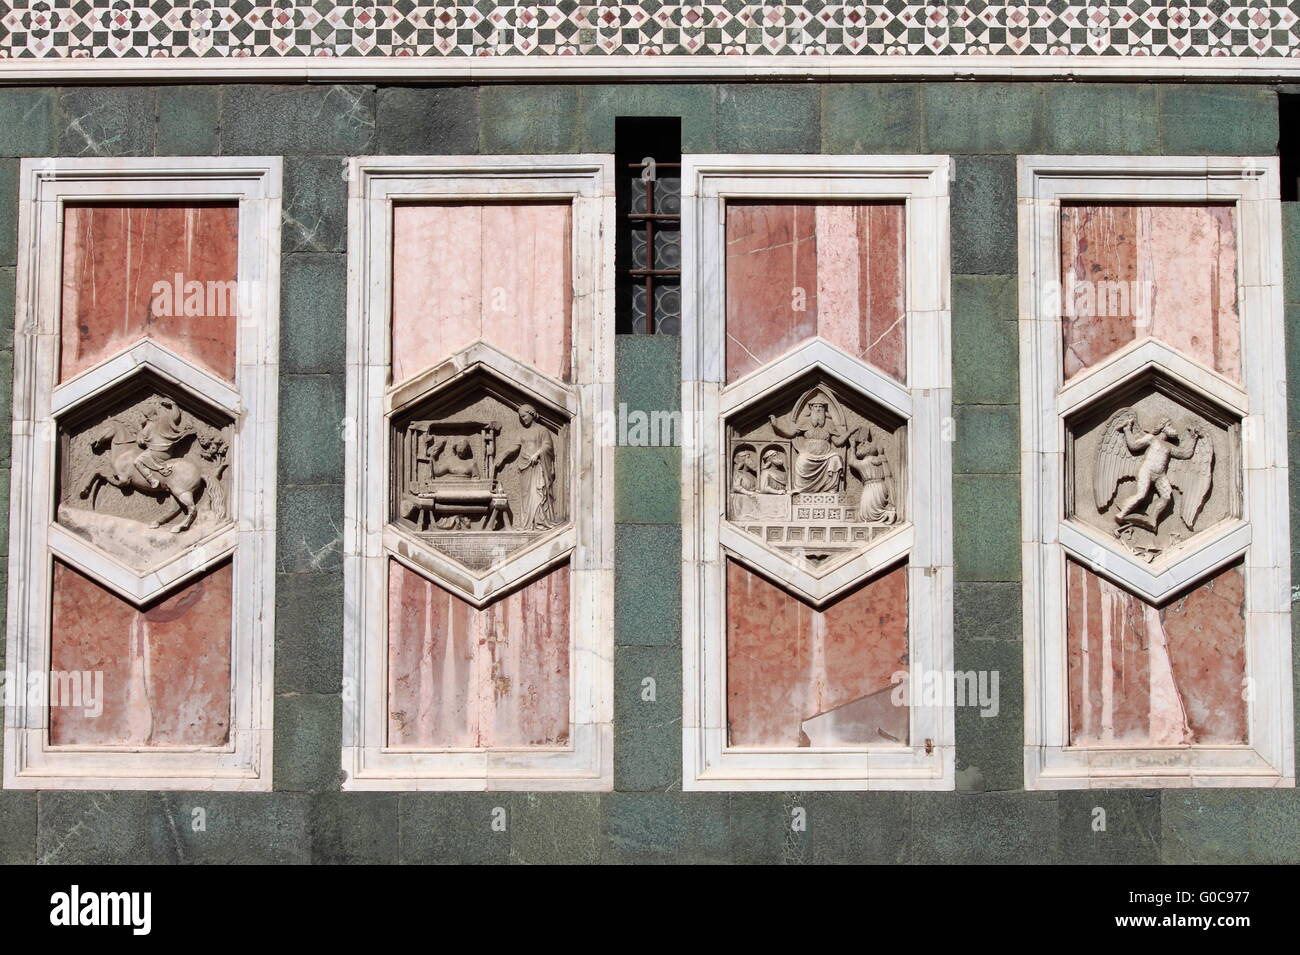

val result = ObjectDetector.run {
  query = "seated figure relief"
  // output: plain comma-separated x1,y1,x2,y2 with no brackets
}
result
393,382,569,571
727,381,905,572
769,395,849,494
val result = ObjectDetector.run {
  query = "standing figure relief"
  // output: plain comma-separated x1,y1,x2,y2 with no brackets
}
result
393,384,569,571
494,404,558,532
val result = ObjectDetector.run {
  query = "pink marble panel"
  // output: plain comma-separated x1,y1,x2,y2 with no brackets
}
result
1066,560,1247,746
1060,203,1240,382
387,560,570,748
49,560,233,747
60,204,240,384
391,202,573,385
726,559,909,747
725,201,907,384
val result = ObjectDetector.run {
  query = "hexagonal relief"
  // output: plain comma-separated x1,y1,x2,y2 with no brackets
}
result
57,370,234,574
726,373,907,574
390,367,570,573
1066,369,1241,564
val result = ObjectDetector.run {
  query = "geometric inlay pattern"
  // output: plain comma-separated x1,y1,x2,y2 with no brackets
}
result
0,1,1296,59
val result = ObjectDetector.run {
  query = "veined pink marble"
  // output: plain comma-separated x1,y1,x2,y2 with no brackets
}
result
60,204,240,384
1060,203,1240,382
1067,560,1247,746
387,559,570,748
49,560,233,747
391,202,573,385
725,201,907,384
726,559,909,747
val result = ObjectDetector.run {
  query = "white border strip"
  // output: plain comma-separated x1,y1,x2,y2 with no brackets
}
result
0,53,1297,83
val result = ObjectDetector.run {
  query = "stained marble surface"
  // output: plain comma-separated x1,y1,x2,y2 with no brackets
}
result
1067,559,1247,746
725,201,907,384
390,202,572,385
1060,203,1240,382
726,559,909,747
387,559,570,749
48,560,233,747
60,204,240,384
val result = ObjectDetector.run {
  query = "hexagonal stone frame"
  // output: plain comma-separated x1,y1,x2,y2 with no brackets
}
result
1056,338,1250,604
719,339,915,608
49,339,242,603
382,341,579,608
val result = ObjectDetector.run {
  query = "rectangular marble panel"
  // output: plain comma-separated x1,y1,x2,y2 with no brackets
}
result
387,559,570,749
1066,559,1247,746
726,559,909,747
60,204,240,384
725,201,906,384
1060,203,1240,382
49,560,233,747
390,202,573,385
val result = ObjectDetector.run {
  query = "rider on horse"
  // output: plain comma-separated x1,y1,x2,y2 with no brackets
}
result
133,398,192,489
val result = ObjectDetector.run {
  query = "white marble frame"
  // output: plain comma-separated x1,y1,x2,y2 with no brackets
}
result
1018,155,1294,790
4,157,281,791
681,155,954,791
342,156,615,791
4,55,1300,84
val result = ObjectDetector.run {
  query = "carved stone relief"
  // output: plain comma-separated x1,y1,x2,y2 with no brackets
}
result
390,371,569,571
725,376,906,572
57,374,235,573
1066,373,1241,563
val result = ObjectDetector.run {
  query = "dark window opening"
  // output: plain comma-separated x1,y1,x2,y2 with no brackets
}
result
1280,93,1299,202
616,117,682,334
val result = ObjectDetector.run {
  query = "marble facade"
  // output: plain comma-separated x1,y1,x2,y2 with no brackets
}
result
0,145,1290,800
681,156,954,791
341,157,615,791
1019,156,1292,789
4,158,281,790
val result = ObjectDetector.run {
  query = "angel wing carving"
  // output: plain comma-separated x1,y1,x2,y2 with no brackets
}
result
1168,429,1214,529
1093,408,1140,512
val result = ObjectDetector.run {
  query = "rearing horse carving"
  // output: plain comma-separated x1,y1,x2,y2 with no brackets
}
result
78,398,206,533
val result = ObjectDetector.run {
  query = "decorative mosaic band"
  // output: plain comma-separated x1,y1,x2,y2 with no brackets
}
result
1,0,1297,60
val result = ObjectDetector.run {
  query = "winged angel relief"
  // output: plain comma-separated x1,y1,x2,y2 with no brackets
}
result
1093,408,1213,559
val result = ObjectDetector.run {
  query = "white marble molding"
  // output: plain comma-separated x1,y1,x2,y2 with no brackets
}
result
3,157,282,791
342,156,615,791
681,155,955,791
1018,155,1294,790
1,55,1299,83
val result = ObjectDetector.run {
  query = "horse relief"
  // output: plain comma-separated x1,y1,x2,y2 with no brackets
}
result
59,391,233,568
